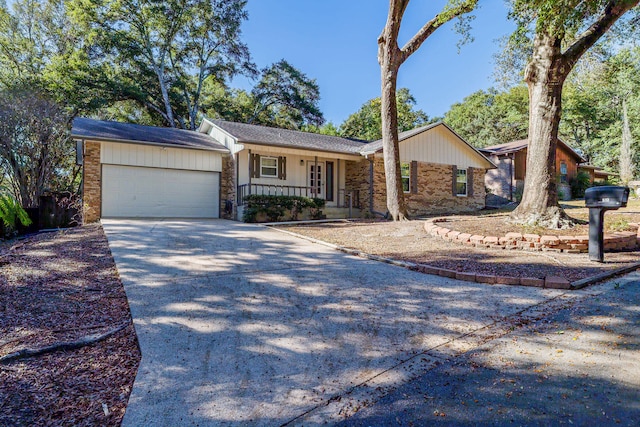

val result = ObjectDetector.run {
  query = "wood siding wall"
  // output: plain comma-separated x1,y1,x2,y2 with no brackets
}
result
101,141,222,172
555,145,579,179
205,125,238,152
514,150,527,180
399,126,490,169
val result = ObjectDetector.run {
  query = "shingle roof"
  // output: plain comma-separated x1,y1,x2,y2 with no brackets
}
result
480,139,586,162
360,122,442,154
210,120,366,155
479,139,529,155
71,118,228,152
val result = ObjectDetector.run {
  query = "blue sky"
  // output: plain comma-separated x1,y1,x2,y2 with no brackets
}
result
233,0,517,125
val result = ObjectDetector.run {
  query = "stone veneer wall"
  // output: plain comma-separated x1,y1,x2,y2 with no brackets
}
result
220,153,236,220
345,159,371,214
83,141,102,223
424,218,640,253
371,154,486,216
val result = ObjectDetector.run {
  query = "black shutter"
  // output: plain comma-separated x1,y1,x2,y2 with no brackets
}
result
410,161,418,194
278,156,287,180
250,153,260,178
467,167,474,196
452,165,458,196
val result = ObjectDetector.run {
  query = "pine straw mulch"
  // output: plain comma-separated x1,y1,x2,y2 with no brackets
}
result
276,218,640,282
0,224,140,427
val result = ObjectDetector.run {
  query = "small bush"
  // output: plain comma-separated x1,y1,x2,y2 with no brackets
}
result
0,195,32,238
242,195,325,223
570,170,591,198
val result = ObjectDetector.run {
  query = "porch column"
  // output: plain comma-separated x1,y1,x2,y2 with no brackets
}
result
337,159,340,207
248,149,252,195
314,156,318,198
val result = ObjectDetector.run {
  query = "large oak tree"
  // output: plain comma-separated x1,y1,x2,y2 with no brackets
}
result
69,0,254,129
508,0,639,228
378,0,478,220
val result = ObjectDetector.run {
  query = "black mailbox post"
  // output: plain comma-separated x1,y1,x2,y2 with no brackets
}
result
584,186,629,262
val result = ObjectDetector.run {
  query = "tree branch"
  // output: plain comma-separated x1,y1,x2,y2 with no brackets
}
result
400,0,478,64
562,0,639,69
0,322,129,364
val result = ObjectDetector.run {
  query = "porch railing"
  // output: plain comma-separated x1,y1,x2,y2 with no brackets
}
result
237,184,361,209
338,189,360,209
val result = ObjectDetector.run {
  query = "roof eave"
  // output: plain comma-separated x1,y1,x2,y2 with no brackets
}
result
237,139,364,157
71,134,230,153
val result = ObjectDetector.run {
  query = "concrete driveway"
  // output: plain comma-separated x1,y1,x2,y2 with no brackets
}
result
102,219,570,426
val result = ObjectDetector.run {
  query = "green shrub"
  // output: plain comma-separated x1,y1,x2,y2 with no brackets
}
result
0,195,32,237
570,170,591,198
242,195,325,223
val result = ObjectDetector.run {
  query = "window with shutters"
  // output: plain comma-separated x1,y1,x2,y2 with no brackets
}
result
401,162,410,193
260,156,278,178
456,168,467,196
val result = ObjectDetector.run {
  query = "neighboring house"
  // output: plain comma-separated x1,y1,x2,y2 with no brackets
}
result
72,118,495,222
480,139,587,201
576,164,616,184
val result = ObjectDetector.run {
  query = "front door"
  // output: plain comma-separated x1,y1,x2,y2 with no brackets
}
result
308,161,325,198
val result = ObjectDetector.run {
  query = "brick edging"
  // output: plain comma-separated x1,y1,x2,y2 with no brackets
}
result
424,218,640,253
267,224,639,290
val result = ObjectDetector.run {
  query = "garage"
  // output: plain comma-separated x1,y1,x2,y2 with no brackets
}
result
71,117,229,221
102,165,220,218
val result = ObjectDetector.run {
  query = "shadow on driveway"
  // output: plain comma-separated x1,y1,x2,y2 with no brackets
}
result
103,219,577,426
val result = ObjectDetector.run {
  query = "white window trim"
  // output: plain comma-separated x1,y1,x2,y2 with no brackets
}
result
401,162,410,193
456,168,467,197
260,156,278,178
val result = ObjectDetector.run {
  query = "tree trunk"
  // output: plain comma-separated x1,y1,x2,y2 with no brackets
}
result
378,1,409,221
380,61,409,220
153,62,176,128
511,33,573,229
620,97,634,184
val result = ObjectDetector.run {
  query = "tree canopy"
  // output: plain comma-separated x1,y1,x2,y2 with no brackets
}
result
340,88,432,141
444,86,529,148
506,0,639,228
68,0,254,129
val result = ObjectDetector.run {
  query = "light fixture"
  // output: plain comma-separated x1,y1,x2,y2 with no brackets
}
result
300,159,304,166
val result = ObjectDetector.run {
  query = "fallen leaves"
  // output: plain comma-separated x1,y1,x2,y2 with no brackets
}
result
0,225,140,426
277,220,640,281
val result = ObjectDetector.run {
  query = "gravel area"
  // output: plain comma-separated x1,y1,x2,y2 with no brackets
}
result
0,225,140,426
276,220,640,282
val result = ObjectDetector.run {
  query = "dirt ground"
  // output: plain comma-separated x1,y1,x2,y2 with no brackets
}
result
277,219,640,282
0,225,140,426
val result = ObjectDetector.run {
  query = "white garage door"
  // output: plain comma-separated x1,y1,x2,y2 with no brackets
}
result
102,164,219,218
